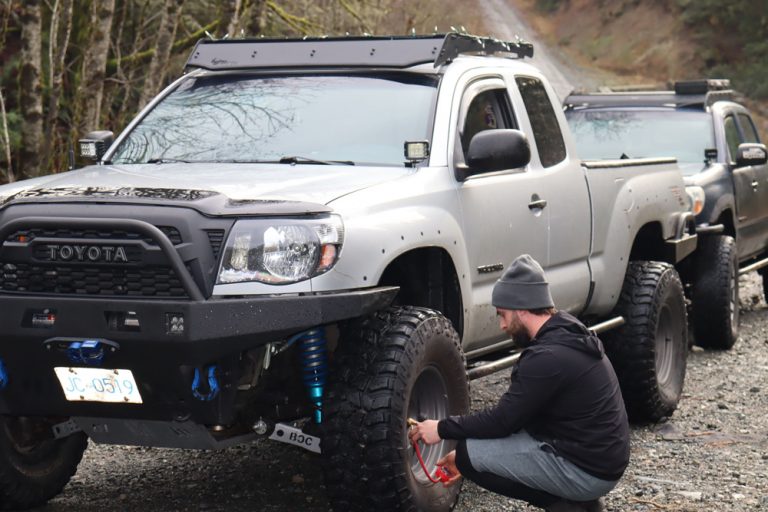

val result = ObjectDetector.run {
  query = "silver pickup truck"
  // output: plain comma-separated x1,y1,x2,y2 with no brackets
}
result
0,34,695,511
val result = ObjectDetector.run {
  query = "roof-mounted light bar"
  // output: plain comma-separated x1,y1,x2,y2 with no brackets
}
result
674,79,731,95
184,33,534,71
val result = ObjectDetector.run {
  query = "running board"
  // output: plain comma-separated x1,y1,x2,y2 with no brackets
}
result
739,256,768,275
467,316,624,381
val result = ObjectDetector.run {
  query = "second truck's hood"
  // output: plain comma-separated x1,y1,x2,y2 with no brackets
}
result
0,163,414,210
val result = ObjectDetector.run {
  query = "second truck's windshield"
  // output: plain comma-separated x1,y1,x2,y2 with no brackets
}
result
566,109,715,168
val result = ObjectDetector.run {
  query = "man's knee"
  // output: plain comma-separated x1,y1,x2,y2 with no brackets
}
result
455,439,474,476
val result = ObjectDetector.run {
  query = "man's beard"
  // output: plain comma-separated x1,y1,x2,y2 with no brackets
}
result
505,312,534,348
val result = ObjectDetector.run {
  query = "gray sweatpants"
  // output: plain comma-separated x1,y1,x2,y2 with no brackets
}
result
466,430,619,501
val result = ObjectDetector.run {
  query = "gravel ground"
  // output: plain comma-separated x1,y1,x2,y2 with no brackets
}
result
35,274,768,512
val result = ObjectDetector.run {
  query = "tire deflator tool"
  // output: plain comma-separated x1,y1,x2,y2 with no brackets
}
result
408,418,452,484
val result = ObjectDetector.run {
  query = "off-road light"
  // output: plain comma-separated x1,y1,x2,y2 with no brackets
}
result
166,313,185,335
404,141,430,161
78,131,114,162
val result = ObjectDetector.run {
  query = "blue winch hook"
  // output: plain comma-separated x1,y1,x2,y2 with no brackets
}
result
191,365,219,401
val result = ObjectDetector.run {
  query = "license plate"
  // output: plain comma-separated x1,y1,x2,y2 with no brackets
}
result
54,367,143,404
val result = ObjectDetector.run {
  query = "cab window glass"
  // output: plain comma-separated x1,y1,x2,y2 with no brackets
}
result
460,89,514,157
515,76,566,167
723,115,741,162
738,114,760,143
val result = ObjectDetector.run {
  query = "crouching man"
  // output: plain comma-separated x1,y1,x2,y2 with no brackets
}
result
409,254,630,512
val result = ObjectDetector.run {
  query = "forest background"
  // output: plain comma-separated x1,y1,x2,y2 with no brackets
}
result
0,0,765,183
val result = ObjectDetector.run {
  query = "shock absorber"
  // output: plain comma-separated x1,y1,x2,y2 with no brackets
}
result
297,328,328,424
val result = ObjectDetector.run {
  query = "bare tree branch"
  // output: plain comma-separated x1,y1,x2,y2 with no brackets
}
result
0,88,15,183
105,19,220,75
338,0,371,34
265,0,321,35
44,0,72,171
139,0,185,108
79,0,116,132
18,1,43,178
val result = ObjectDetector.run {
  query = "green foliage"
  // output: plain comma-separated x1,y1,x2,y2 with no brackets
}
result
3,109,21,151
535,0,564,13
676,0,768,99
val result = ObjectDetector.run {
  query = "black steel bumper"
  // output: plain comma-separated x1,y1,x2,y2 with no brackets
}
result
0,286,397,423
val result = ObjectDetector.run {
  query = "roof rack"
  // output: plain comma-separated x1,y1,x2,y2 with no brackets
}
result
565,87,736,110
185,33,534,71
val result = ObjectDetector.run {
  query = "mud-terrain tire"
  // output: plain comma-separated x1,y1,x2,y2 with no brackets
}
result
322,306,470,512
691,235,739,350
602,261,688,423
0,417,88,510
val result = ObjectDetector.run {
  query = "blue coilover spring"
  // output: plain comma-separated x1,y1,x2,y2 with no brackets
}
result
296,328,328,424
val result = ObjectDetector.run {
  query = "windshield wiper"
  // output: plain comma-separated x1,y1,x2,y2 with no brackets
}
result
279,156,355,166
146,157,190,164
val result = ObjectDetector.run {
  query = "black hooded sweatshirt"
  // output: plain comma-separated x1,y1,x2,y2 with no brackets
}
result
438,311,630,481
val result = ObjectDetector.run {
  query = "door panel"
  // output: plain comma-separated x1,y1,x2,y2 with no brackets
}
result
726,114,762,256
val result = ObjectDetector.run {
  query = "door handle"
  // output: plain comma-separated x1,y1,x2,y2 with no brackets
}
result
528,199,547,210
752,180,759,191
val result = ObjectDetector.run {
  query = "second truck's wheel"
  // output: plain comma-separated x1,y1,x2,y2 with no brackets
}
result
602,261,688,423
691,235,739,349
0,416,88,510
322,306,470,512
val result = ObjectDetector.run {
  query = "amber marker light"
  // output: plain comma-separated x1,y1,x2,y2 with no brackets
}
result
318,244,337,272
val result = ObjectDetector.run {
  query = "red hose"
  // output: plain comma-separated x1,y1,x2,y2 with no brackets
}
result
410,438,450,484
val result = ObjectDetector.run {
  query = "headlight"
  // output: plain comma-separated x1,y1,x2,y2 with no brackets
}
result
217,215,344,285
685,186,705,216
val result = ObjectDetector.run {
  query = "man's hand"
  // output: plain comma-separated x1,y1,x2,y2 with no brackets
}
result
408,419,441,445
436,450,462,487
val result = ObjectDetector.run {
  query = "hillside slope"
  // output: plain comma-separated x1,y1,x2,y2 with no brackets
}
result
508,0,767,137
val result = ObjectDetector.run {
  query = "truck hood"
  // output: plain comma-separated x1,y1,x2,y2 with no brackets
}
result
0,163,414,216
679,162,707,179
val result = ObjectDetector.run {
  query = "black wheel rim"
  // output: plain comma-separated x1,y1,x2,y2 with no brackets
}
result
407,365,449,484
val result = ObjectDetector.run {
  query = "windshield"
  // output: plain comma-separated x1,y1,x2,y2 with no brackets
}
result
566,109,714,168
110,73,438,166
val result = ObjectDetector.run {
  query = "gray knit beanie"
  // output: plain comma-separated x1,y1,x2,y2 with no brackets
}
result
492,254,554,310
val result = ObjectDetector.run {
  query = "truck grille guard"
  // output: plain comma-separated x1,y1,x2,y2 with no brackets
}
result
0,217,205,301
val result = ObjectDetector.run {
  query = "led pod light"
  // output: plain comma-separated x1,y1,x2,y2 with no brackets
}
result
217,215,344,285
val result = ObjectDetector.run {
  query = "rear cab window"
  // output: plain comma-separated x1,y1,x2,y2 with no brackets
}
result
515,76,566,167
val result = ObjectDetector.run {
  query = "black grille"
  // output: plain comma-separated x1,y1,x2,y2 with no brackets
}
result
206,230,225,259
0,263,187,297
1,226,188,298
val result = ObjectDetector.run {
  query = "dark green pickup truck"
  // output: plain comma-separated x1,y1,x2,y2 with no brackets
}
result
566,79,768,350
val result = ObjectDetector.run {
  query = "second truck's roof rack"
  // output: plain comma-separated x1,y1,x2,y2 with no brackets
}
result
185,33,534,71
565,78,735,110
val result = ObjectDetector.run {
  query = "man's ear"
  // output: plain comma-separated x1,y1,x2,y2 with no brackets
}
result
516,310,532,322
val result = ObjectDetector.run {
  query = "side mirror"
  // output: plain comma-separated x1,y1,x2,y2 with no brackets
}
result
463,129,531,178
736,143,767,167
78,130,114,163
